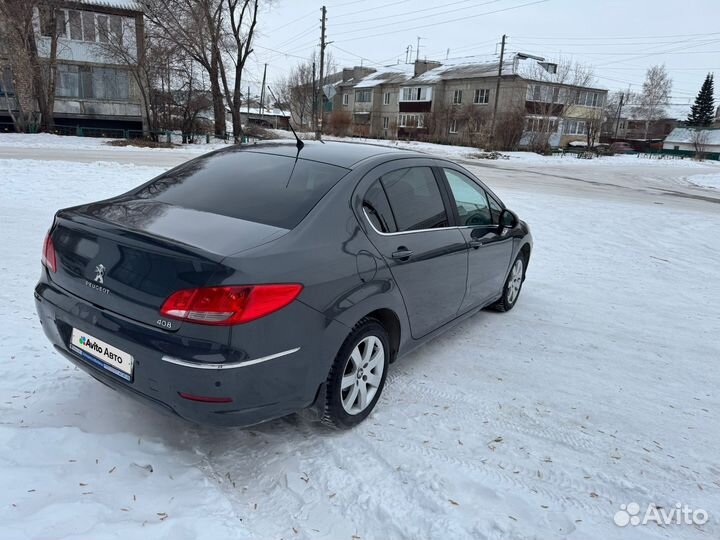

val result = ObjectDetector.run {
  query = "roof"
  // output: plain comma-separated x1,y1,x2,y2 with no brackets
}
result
70,0,143,11
411,61,513,84
664,127,720,145
354,66,414,89
237,140,421,168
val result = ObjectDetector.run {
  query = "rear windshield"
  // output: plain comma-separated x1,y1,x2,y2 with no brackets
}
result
131,149,349,229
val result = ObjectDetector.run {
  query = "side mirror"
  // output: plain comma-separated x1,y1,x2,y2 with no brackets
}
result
499,209,518,229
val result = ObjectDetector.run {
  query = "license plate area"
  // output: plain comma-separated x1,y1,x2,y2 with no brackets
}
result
69,328,134,382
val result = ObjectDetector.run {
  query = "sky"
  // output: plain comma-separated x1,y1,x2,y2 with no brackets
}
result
248,0,720,110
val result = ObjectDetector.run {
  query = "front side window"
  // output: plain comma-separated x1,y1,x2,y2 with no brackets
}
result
444,169,492,227
381,168,448,232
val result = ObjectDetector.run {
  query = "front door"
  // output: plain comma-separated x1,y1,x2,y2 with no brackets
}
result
441,167,514,311
361,166,468,339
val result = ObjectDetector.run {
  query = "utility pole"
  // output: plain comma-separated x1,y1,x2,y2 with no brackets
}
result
247,86,250,114
259,63,267,118
311,61,317,132
613,92,625,139
316,5,327,140
489,34,506,143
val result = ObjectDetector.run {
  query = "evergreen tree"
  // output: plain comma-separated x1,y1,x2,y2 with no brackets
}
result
687,73,715,127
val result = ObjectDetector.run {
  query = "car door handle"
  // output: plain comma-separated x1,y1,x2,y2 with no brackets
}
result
469,239,483,249
391,248,414,261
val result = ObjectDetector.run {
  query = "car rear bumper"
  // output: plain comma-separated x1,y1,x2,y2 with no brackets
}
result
34,280,341,427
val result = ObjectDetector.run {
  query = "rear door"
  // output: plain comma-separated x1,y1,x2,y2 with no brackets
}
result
359,162,468,339
440,167,514,311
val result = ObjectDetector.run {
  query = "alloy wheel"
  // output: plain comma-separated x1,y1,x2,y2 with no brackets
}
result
341,335,385,415
507,258,524,304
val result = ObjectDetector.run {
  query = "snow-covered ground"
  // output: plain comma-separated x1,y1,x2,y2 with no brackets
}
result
684,172,720,190
1,137,719,539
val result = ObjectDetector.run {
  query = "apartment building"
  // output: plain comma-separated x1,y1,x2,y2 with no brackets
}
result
332,58,608,149
0,0,144,131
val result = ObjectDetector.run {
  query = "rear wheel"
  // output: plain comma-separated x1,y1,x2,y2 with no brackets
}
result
490,254,526,312
321,319,389,429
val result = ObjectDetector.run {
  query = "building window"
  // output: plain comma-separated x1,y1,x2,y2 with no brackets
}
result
398,114,424,128
564,120,587,135
473,88,489,104
355,89,372,103
576,91,603,108
384,92,391,105
68,10,83,40
453,89,462,104
400,87,430,101
525,116,558,133
342,93,349,106
55,64,129,101
449,119,458,134
82,11,96,42
0,67,14,97
526,84,565,104
383,116,389,129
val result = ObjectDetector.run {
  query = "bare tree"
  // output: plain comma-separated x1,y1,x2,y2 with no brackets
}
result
634,64,672,139
277,57,315,130
145,0,261,142
0,0,62,131
217,0,259,142
690,129,709,160
520,58,595,152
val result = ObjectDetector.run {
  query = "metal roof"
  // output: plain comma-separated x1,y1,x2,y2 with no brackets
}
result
70,0,143,11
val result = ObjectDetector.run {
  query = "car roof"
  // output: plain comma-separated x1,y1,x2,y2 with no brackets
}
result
240,140,425,168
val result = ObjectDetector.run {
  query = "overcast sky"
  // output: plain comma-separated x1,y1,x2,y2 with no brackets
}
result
248,0,719,108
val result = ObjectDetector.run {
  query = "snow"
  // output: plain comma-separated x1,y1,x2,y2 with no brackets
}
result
685,172,720,189
664,127,720,146
1,139,720,539
0,133,232,154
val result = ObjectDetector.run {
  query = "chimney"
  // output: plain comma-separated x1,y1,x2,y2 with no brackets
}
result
353,66,375,81
342,68,354,82
414,60,442,77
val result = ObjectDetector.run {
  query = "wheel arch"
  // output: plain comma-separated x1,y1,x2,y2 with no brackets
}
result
362,308,401,362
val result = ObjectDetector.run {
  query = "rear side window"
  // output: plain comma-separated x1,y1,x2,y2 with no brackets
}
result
132,150,349,229
363,180,397,233
380,167,448,232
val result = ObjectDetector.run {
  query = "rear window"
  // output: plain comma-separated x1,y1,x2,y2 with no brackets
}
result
131,149,349,229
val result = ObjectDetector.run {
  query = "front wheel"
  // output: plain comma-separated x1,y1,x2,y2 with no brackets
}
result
321,319,389,429
490,254,526,312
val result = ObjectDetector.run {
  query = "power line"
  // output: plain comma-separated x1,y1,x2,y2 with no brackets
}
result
332,0,492,26
330,0,504,37
333,0,548,44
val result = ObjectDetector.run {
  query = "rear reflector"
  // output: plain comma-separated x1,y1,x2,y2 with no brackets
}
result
41,232,57,273
178,392,233,403
160,284,303,325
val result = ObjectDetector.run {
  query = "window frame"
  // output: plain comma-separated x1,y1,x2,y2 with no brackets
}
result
342,93,349,106
473,88,489,105
355,159,506,237
453,89,463,104
383,92,391,105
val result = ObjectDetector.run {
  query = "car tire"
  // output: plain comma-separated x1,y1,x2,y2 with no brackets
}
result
490,253,526,312
321,318,390,429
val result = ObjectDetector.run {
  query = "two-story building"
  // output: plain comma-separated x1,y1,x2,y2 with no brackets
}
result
331,58,608,149
1,0,145,132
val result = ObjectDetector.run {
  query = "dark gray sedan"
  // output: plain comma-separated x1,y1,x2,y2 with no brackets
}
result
35,141,532,428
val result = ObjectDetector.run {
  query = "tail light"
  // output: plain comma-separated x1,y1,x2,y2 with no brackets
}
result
41,232,57,273
160,284,303,325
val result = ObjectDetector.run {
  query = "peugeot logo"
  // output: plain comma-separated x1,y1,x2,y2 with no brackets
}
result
94,264,106,284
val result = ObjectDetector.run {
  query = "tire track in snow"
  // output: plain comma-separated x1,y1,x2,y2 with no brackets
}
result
385,372,597,452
